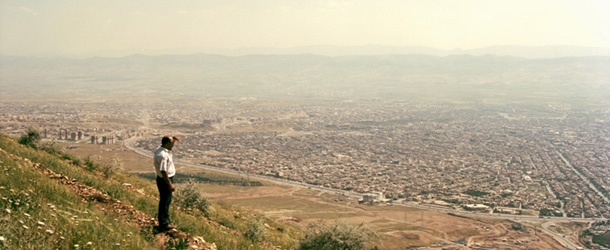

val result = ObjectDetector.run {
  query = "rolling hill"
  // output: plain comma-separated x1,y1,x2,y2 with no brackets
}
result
0,133,303,249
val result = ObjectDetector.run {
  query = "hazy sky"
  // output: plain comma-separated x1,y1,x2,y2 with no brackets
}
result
1,0,609,56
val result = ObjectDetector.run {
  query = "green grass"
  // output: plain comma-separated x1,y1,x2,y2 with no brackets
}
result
592,230,610,247
137,172,263,186
0,133,303,249
0,146,153,249
526,184,548,193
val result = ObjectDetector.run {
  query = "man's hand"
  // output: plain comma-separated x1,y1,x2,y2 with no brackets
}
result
161,171,175,192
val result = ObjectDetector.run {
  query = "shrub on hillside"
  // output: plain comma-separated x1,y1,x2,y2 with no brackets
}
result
98,161,116,179
243,218,266,242
40,140,61,155
174,179,211,215
299,221,378,250
165,238,189,250
18,127,41,149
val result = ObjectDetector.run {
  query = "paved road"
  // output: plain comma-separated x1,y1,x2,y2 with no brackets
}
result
126,137,602,219
541,221,583,250
558,151,610,205
125,137,600,249
124,137,364,199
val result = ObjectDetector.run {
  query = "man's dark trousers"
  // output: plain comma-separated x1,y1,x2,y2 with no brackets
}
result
156,176,173,228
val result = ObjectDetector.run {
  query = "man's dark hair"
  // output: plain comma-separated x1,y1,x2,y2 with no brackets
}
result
161,136,172,145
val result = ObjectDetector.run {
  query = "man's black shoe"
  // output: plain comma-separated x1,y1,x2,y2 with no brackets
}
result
155,224,175,232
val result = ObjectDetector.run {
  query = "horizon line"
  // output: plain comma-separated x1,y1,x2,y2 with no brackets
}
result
2,44,610,59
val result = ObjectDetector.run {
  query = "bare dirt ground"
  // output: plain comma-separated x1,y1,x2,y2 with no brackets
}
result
57,142,204,174
62,142,573,249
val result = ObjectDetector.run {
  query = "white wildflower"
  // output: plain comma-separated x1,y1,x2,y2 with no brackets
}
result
4,208,10,214
194,236,206,243
22,225,29,229
0,236,5,242
37,221,45,226
86,242,93,246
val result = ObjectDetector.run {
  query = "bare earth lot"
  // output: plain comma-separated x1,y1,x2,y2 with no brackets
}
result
61,142,568,249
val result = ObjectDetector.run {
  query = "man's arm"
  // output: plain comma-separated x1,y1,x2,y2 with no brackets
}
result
160,170,175,192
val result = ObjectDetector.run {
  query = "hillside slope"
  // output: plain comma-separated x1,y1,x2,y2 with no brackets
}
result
0,133,302,249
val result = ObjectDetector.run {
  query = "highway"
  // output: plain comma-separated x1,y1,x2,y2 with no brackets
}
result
125,137,603,220
541,221,583,250
124,137,600,249
558,151,610,205
124,137,365,199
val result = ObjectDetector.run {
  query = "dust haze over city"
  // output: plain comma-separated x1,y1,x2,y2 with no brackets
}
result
2,0,610,249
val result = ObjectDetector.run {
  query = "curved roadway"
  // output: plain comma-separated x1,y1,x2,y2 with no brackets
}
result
124,137,598,249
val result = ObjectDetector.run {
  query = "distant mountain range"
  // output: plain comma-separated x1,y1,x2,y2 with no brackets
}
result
34,45,610,59
198,45,610,58
1,52,609,103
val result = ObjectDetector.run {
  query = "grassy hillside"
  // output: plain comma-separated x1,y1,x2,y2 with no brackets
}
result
0,133,303,249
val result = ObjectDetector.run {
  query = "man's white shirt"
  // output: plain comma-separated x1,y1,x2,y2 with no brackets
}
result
154,147,176,178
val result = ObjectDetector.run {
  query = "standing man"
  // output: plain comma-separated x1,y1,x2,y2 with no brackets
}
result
154,135,181,231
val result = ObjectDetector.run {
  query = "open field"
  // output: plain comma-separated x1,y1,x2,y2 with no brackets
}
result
57,142,199,174
60,141,573,249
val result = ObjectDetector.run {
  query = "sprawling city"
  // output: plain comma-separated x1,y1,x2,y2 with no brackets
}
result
2,98,608,221
3,1,610,249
